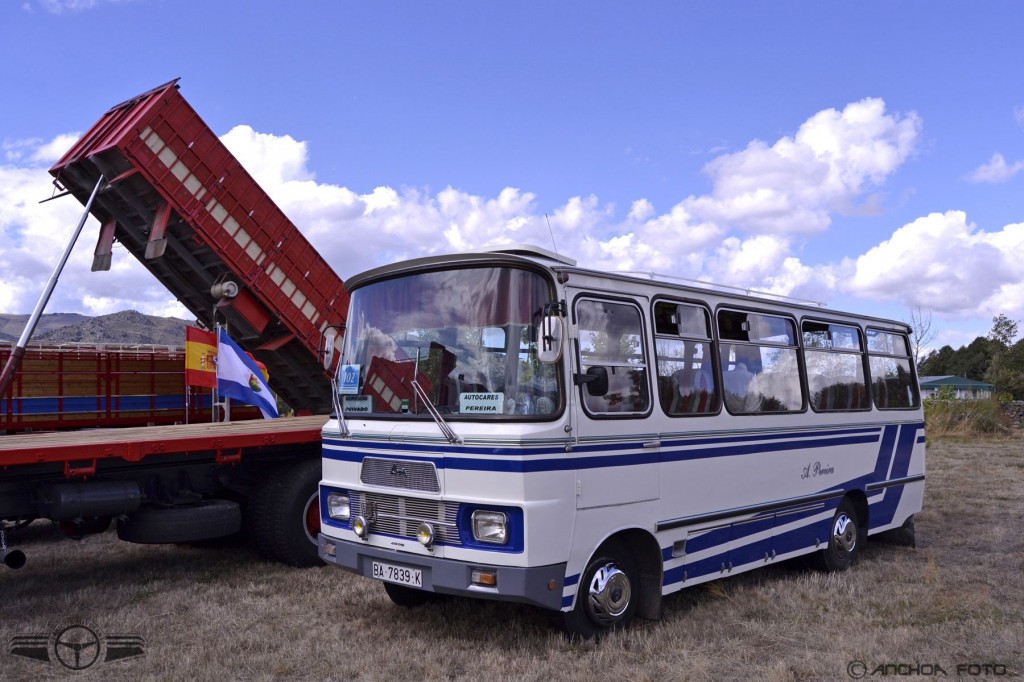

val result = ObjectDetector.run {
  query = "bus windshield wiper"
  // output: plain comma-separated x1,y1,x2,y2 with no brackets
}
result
411,379,462,445
330,376,350,438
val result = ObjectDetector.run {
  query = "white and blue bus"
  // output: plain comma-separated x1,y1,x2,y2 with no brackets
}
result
317,245,924,637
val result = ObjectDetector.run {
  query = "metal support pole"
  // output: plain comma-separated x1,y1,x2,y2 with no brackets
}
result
0,175,105,397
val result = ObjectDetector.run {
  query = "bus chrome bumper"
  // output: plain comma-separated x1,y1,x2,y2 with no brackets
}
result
318,534,566,611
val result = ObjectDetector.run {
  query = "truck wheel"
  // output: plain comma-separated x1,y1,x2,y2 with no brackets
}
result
563,541,639,639
249,458,323,567
117,500,241,544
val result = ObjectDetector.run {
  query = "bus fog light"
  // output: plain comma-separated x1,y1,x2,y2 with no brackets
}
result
471,569,497,587
326,493,350,521
323,541,336,557
471,511,508,545
352,515,369,539
417,522,435,548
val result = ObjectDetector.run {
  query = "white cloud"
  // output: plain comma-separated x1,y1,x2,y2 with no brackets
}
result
0,138,191,319
29,0,134,13
966,152,1024,184
848,211,1024,316
683,98,921,234
221,125,315,186
31,133,80,164
34,0,98,12
14,96,1024,342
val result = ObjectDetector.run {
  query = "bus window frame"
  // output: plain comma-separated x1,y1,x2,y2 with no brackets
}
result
865,326,921,411
572,294,654,419
652,297,721,418
800,317,873,413
715,305,807,416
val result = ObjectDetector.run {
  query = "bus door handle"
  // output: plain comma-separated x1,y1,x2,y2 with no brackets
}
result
642,440,661,449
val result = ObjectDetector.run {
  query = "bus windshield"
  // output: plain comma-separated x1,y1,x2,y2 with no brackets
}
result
336,266,562,419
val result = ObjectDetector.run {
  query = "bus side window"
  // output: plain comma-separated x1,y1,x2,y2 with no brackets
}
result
717,309,803,414
803,320,870,412
866,329,920,409
653,301,719,416
576,299,650,415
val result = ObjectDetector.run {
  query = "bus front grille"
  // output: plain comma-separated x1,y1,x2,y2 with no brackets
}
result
352,492,461,545
359,457,440,493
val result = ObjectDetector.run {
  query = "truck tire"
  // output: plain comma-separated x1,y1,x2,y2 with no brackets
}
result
248,458,323,567
117,500,241,544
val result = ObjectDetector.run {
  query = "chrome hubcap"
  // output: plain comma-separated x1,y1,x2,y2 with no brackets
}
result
833,513,856,554
585,563,632,625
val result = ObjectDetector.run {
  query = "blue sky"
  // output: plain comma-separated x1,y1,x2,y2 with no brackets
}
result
2,0,1024,352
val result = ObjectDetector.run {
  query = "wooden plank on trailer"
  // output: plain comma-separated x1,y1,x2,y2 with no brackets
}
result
0,415,327,466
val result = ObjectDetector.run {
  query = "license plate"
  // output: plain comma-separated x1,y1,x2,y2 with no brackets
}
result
372,560,423,587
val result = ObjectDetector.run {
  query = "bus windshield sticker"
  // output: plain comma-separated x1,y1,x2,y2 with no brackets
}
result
343,395,373,413
338,364,361,395
459,392,506,414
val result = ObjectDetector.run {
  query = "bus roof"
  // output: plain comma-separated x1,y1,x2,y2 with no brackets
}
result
344,245,912,333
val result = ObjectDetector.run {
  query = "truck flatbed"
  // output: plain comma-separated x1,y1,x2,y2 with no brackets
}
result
0,415,326,468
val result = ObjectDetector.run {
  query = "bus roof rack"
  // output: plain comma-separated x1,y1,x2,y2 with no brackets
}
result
617,270,828,308
486,244,577,266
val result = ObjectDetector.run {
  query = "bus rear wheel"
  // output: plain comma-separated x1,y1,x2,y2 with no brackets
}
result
816,498,860,572
563,541,638,639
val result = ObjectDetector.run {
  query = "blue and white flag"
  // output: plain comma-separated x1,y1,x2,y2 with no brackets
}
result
217,328,279,419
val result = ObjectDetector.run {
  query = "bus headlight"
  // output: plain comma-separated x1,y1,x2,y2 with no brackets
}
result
352,515,369,539
326,493,350,521
417,522,435,548
471,510,508,545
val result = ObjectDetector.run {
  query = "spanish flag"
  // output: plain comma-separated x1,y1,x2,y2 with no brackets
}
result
185,326,217,388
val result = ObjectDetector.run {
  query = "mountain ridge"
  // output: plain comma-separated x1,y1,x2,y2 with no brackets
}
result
0,311,193,347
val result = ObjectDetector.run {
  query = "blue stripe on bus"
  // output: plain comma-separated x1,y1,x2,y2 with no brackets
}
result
866,424,920,527
657,493,838,561
323,433,883,473
871,424,898,480
322,425,884,458
661,510,836,588
654,422,922,558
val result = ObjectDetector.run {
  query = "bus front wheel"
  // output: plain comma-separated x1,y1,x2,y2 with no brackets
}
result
563,541,638,639
816,498,860,572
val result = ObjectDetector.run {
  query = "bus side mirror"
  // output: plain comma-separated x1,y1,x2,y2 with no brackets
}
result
574,366,608,396
538,315,564,363
322,329,338,370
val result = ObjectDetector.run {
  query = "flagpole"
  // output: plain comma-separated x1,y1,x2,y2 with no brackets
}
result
213,322,219,423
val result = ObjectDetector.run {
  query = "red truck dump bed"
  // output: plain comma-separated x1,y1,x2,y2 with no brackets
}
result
49,80,347,414
2,82,344,570
0,342,258,433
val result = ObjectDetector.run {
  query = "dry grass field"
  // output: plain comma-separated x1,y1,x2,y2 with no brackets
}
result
1,436,1022,681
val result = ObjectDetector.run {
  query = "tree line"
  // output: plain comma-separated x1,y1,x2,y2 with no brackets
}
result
917,313,1024,399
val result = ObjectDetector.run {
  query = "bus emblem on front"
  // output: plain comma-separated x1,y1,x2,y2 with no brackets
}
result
391,464,408,477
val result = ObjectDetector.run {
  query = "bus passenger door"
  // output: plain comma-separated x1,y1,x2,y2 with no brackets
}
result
571,294,660,510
